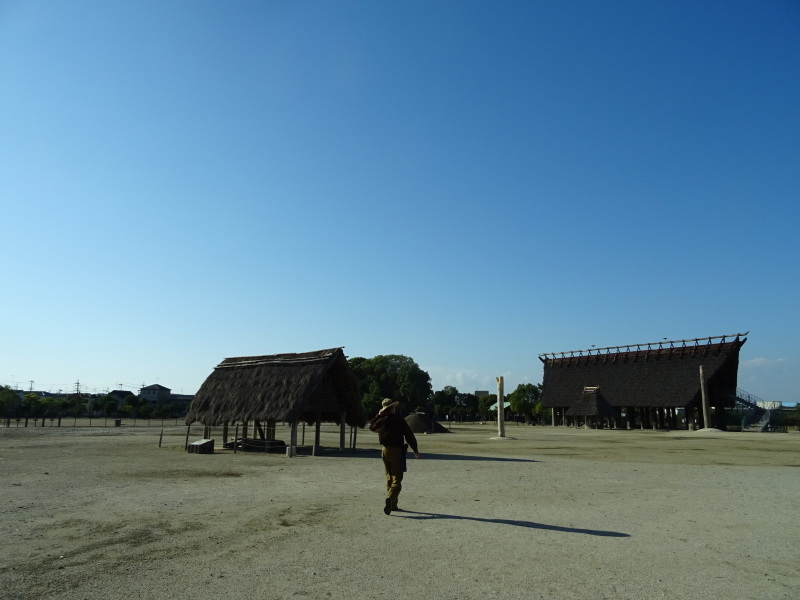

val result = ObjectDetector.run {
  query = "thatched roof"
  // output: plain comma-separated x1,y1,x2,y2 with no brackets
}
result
185,348,366,427
540,333,747,410
405,413,450,434
565,387,616,417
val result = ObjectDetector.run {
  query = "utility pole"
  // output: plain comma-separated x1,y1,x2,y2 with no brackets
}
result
29,380,34,392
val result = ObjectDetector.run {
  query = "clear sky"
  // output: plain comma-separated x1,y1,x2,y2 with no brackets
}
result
1,1,798,404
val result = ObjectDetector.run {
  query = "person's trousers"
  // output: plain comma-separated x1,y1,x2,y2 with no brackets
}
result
381,446,405,508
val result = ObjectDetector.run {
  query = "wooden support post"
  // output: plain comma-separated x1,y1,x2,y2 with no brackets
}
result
184,424,191,451
159,428,164,448
339,411,346,451
314,413,322,455
700,365,711,429
234,424,239,454
496,376,505,438
223,422,229,448
287,421,297,457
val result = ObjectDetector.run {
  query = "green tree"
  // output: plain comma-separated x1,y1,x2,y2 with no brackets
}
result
23,393,41,417
0,386,19,415
454,392,479,421
508,383,542,423
66,394,86,416
121,394,144,419
349,355,432,417
431,385,458,419
478,394,497,421
95,395,118,417
154,402,173,419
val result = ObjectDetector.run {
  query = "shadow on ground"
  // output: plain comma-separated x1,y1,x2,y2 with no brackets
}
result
394,510,630,537
327,449,538,463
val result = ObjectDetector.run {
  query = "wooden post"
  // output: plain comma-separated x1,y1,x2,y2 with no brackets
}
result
314,413,322,455
184,424,191,451
287,421,297,457
339,410,346,451
223,422,229,448
700,365,711,429
352,426,357,450
496,376,505,438
233,423,239,454
159,428,164,448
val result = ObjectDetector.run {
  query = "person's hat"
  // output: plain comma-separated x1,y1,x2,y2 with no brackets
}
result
379,398,399,413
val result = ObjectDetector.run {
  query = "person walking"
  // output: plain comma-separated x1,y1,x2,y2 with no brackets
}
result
369,398,420,515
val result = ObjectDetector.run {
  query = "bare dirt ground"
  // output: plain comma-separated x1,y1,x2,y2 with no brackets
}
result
1,422,798,600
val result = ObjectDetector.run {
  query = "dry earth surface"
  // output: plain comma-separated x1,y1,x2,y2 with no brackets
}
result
1,422,799,600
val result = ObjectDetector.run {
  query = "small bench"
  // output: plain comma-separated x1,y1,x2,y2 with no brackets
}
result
187,438,214,454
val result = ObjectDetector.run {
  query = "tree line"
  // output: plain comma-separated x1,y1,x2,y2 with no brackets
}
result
0,386,179,421
348,354,548,423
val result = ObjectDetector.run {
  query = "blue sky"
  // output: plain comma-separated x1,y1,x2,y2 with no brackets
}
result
1,1,798,404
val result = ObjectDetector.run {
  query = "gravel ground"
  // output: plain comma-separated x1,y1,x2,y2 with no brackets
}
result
1,423,799,600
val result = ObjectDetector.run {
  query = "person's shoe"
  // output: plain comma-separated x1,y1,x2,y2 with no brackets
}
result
384,498,392,515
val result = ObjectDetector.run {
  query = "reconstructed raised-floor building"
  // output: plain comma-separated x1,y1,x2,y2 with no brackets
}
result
539,333,748,430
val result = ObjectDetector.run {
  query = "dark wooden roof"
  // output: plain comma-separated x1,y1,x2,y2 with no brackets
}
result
540,333,747,409
565,387,617,417
185,348,366,427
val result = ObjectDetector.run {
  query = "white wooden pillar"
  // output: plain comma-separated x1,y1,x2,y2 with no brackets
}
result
496,376,505,438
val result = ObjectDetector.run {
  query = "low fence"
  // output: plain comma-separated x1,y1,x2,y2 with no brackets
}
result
1,416,184,428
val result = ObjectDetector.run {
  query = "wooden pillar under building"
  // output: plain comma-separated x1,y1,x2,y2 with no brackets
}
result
339,410,346,451
313,413,322,456
266,419,276,441
287,421,298,457
222,422,229,448
699,365,711,429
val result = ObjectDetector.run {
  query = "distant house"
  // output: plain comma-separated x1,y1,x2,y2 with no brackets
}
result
140,384,171,405
168,393,194,414
108,390,134,407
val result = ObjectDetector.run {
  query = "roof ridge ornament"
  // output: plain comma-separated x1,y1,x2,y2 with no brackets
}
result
538,332,749,362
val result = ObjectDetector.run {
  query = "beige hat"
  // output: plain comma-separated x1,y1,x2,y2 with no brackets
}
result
379,398,399,413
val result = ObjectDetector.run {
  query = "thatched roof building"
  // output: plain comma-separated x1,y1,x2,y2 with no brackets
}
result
540,333,748,429
565,386,616,418
185,348,366,428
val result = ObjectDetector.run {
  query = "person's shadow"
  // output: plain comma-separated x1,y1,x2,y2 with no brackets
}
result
394,510,629,538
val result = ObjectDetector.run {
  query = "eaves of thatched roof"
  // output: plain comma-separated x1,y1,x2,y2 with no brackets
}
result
540,333,747,409
185,348,366,427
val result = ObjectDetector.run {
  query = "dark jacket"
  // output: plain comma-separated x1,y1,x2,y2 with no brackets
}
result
369,411,419,453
